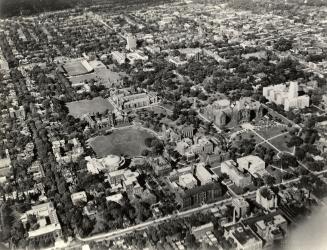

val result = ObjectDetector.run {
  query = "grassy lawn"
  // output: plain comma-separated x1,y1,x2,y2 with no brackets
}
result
88,127,155,157
255,125,288,140
67,97,114,118
259,142,279,153
269,133,293,153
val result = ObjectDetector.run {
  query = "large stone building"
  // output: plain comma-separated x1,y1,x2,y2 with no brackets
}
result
86,155,125,174
203,98,265,128
110,88,158,110
221,160,252,188
126,34,137,51
52,138,84,165
21,202,62,240
256,187,278,211
150,156,172,176
263,81,310,111
176,182,222,209
224,223,263,250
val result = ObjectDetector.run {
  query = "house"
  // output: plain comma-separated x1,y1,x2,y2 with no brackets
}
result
191,222,214,239
71,191,87,206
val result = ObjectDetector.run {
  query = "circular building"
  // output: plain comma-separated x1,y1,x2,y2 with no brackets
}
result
102,154,125,171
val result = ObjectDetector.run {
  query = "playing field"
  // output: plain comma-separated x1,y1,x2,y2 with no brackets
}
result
88,127,156,157
68,67,126,88
67,97,114,118
63,59,92,76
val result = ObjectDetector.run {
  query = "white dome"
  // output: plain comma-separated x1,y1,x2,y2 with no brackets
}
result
102,155,125,171
104,155,120,166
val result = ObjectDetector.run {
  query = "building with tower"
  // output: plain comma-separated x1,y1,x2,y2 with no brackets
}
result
202,97,265,128
263,81,310,111
232,197,249,219
256,187,278,211
126,34,137,51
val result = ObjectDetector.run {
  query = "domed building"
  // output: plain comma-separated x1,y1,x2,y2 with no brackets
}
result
102,155,125,171
85,154,125,174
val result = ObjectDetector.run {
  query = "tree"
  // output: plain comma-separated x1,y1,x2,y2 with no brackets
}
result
144,137,154,147
287,135,303,147
264,175,276,186
80,216,95,237
294,147,306,161
280,153,298,168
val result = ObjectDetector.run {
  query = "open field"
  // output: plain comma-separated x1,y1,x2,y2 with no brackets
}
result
67,97,114,118
88,127,155,157
255,125,288,140
269,133,293,153
68,63,127,88
259,142,279,153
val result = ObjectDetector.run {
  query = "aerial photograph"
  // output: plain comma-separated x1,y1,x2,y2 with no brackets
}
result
0,0,326,249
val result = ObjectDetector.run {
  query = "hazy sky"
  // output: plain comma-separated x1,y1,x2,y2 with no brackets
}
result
282,206,327,250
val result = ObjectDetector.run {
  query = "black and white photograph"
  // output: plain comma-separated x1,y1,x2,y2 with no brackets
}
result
0,0,326,249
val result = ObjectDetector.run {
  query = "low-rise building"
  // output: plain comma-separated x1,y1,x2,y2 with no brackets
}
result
237,155,266,177
224,223,263,250
52,138,84,165
195,163,213,185
110,88,158,110
107,169,142,196
255,214,287,243
71,191,87,206
151,156,172,176
191,222,214,239
221,160,252,188
176,182,222,209
111,51,126,65
179,173,197,189
86,154,125,174
106,193,124,205
21,202,62,240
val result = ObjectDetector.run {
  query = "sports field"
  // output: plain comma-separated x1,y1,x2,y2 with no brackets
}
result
63,59,92,76
88,127,155,157
67,97,114,118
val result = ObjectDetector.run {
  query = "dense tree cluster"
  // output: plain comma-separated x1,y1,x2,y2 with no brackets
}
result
0,0,80,17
